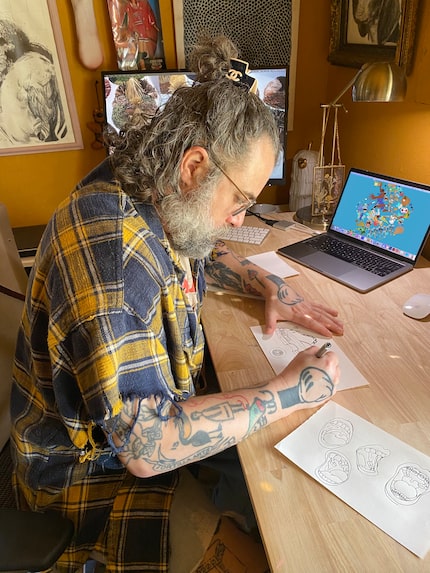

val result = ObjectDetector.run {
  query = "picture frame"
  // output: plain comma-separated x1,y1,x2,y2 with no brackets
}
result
0,0,83,156
106,0,166,71
312,165,345,217
328,0,419,74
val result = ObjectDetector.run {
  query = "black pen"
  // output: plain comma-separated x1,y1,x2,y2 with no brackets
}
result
315,342,332,358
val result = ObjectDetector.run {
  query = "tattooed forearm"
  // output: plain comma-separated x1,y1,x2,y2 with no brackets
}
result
206,257,266,295
187,390,276,437
115,390,278,473
206,249,305,303
278,366,335,408
204,259,244,291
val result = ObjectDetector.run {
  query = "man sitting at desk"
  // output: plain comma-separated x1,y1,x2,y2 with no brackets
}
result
10,36,343,572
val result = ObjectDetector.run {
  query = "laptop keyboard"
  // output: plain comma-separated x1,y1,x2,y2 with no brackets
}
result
217,225,270,245
308,235,403,276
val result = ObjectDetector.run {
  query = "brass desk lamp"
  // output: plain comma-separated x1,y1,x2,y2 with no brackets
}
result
294,62,407,230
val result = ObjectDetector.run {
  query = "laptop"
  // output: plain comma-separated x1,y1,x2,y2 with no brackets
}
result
278,168,430,292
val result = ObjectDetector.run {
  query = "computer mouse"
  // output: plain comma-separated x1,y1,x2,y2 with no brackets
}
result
402,293,430,319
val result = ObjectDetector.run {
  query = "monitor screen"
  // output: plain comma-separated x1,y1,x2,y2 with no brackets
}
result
101,67,287,185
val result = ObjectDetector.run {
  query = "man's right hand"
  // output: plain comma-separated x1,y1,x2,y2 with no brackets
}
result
276,346,340,411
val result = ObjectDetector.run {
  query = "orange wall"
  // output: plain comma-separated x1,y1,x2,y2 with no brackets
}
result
2,0,430,258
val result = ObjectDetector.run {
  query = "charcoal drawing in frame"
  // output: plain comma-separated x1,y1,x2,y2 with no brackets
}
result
0,0,82,155
329,0,419,74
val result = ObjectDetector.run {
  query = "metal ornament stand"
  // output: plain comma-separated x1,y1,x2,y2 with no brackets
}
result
295,104,345,230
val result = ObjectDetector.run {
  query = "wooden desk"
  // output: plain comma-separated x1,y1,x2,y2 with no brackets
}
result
202,213,430,572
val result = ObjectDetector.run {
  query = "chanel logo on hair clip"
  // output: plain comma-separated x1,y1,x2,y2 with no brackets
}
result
226,58,258,93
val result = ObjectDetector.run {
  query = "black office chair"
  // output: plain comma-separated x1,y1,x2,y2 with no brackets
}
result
0,203,74,572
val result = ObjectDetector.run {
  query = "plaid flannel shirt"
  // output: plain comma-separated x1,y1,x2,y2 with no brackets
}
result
10,161,206,572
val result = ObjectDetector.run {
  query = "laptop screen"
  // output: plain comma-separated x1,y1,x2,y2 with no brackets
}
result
330,169,430,262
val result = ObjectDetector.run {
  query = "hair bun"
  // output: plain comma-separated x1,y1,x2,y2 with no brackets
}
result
188,34,240,83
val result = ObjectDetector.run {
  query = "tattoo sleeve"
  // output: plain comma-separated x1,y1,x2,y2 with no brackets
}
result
115,390,278,473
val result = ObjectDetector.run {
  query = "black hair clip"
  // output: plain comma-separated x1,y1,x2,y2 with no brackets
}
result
226,58,257,93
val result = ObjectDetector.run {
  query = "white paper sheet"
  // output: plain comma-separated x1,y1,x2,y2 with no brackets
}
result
250,322,368,391
247,251,299,278
275,402,430,558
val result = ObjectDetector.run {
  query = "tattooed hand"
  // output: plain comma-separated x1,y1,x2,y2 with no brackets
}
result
298,366,334,403
277,346,340,411
206,246,343,338
263,275,344,338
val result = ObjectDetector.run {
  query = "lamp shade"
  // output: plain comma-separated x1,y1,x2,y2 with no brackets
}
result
352,62,406,103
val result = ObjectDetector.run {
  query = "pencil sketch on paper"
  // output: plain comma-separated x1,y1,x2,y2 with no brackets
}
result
315,450,351,485
316,418,391,482
250,322,369,391
356,444,390,476
314,416,430,508
318,418,353,447
385,463,430,506
318,418,390,475
0,0,82,155
275,402,430,558
271,326,317,356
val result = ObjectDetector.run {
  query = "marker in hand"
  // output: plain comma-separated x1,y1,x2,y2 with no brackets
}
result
315,342,332,358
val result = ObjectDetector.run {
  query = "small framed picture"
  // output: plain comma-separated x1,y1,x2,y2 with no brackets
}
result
312,165,345,217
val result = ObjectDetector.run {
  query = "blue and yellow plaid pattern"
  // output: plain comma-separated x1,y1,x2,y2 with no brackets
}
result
10,165,206,571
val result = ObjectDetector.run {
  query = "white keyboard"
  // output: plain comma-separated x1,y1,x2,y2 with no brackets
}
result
217,225,270,245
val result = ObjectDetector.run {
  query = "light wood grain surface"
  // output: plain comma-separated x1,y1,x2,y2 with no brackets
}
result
202,212,430,572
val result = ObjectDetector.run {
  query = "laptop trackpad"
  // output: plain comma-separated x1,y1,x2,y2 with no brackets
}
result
303,253,352,276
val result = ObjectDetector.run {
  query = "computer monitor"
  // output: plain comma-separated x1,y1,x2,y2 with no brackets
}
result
101,67,287,185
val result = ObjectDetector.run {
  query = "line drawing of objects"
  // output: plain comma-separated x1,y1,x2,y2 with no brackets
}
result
356,444,390,475
385,463,430,505
315,450,351,485
277,327,318,354
318,418,353,448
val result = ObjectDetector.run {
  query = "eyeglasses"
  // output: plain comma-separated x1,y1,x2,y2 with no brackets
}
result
211,158,256,216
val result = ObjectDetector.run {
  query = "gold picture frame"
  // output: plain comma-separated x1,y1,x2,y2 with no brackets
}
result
328,0,420,75
0,0,83,156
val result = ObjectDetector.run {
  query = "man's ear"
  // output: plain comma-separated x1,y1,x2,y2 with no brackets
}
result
180,146,210,193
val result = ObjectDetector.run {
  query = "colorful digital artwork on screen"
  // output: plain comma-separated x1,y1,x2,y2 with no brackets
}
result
355,180,413,240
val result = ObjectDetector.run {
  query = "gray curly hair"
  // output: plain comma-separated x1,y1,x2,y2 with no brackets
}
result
109,35,280,202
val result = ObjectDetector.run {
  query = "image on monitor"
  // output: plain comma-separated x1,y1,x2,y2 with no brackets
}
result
101,67,287,185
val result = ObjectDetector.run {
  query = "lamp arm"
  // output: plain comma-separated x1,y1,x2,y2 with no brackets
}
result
329,64,368,107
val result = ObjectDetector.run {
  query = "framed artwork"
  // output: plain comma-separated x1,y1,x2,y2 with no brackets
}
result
312,165,345,217
106,0,166,71
0,0,82,155
329,0,420,74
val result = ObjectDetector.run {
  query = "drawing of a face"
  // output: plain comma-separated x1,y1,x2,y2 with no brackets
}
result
316,451,351,485
356,444,390,475
385,463,430,505
318,418,353,447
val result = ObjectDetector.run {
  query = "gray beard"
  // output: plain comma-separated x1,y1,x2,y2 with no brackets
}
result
157,179,225,259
